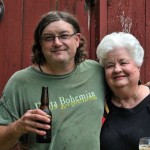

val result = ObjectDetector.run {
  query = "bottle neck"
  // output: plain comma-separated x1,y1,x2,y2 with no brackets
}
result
41,87,49,106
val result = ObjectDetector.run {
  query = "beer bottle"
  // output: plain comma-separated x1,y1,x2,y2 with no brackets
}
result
36,86,52,143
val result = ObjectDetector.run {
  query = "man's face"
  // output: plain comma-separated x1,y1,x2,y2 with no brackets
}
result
40,20,81,66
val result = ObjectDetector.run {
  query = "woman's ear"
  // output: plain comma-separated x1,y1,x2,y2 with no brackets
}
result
138,66,141,71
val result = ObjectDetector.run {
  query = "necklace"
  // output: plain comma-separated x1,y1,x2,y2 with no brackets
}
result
112,86,140,108
39,64,43,72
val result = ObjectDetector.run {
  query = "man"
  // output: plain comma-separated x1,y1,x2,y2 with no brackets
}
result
0,11,105,150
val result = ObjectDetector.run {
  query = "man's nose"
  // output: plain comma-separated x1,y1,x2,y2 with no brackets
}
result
53,37,62,45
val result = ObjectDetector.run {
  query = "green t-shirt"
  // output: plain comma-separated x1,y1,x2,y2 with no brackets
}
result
0,60,105,150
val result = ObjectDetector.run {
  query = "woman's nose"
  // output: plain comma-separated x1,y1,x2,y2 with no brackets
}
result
114,64,122,72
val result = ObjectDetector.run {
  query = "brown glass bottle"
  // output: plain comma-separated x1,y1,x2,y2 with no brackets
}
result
36,86,52,143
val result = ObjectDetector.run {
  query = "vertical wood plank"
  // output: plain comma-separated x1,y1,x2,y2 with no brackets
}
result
22,0,53,68
145,0,150,82
90,0,107,60
89,5,97,59
73,0,90,58
99,0,107,41
0,0,23,93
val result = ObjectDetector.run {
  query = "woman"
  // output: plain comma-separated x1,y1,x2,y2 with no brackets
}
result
96,32,150,150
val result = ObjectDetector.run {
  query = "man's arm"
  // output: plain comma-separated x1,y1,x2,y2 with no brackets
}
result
0,121,23,149
0,109,51,150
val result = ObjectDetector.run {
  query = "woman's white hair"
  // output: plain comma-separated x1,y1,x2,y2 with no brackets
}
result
96,32,144,67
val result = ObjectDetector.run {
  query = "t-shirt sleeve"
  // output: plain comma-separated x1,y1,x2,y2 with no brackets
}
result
0,94,20,125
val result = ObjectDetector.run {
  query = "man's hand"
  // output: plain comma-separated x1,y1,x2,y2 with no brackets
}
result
16,109,51,136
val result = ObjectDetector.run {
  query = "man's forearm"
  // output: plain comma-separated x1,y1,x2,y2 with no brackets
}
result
0,122,23,150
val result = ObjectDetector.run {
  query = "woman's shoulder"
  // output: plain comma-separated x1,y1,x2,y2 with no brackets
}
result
145,81,150,88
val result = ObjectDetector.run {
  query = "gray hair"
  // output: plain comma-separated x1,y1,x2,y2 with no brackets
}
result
96,32,144,67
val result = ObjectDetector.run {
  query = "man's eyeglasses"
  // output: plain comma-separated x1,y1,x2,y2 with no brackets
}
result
41,33,77,42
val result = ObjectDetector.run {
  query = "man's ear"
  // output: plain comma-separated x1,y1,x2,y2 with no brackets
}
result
75,33,81,48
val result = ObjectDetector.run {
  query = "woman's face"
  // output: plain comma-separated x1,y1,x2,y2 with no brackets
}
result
104,48,140,90
40,20,81,66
